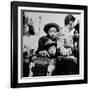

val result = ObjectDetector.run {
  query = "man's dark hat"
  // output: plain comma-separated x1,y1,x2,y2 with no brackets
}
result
44,23,60,34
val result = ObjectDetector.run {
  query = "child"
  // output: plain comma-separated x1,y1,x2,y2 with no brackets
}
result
29,42,57,76
45,43,57,76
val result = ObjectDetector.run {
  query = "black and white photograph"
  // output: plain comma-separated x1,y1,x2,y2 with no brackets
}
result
11,1,87,88
22,11,80,77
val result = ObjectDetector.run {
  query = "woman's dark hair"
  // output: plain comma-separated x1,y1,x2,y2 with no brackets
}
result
65,14,75,26
27,24,35,35
44,23,60,34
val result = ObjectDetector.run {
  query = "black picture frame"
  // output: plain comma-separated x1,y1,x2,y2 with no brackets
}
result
11,1,88,88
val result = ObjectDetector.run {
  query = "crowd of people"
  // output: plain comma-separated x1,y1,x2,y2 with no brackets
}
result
23,14,79,77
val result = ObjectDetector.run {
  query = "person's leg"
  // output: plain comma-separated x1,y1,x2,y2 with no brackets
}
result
47,64,55,76
29,62,35,77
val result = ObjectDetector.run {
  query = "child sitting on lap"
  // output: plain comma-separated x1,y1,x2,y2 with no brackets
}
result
29,41,57,76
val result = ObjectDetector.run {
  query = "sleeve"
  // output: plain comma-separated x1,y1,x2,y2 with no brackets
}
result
57,37,67,55
57,30,67,55
57,29,73,56
57,32,74,56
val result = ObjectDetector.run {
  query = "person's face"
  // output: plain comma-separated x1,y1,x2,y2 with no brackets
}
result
48,27,57,40
67,21,74,31
74,30,79,39
48,46,56,56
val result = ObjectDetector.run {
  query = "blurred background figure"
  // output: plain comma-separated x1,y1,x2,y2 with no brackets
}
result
23,12,38,56
22,12,38,77
57,14,76,56
73,22,79,59
23,24,36,55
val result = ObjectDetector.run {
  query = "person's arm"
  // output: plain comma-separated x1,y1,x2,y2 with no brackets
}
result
57,30,72,56
57,35,67,56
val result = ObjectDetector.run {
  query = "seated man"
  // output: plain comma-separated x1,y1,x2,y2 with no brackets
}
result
56,14,79,74
57,14,77,56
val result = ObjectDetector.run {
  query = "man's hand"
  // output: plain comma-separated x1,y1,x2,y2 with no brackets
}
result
39,50,50,57
61,48,72,56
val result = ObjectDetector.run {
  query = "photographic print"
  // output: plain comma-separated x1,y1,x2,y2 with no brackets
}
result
11,1,88,88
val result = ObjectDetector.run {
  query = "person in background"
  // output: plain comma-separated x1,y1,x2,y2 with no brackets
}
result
23,24,35,56
57,14,76,56
72,23,79,74
73,23,79,59
23,24,36,77
56,14,80,74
